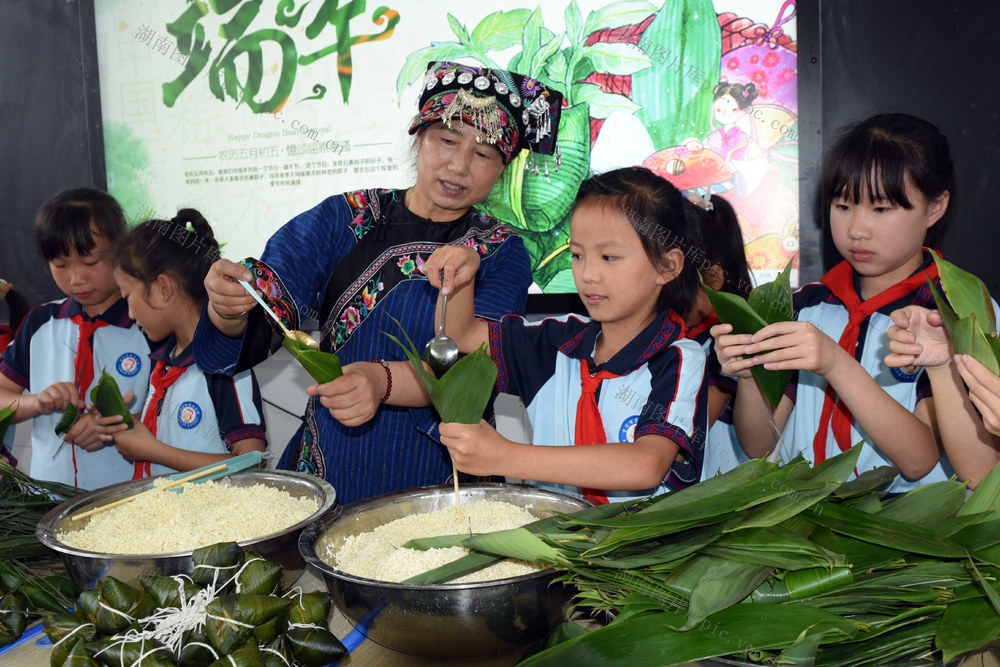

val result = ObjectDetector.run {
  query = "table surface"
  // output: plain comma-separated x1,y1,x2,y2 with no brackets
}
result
5,569,1000,667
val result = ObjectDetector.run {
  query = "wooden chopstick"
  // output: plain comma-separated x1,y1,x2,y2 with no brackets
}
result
69,463,229,521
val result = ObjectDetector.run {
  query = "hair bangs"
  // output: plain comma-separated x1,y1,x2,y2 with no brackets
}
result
35,203,99,261
825,132,914,210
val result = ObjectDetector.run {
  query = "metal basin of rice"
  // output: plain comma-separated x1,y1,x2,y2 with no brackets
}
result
37,469,336,591
299,483,591,659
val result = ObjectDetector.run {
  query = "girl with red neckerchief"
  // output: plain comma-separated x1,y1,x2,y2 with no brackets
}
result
713,113,995,492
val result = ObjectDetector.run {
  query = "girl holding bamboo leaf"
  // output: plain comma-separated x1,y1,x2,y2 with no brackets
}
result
93,211,267,477
713,113,996,491
419,167,708,504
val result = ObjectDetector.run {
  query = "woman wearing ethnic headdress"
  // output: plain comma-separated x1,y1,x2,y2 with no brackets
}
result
195,61,562,504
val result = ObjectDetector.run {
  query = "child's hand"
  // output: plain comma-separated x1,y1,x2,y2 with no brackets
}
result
307,363,384,427
35,382,80,415
743,321,843,376
108,420,157,462
710,323,754,378
439,420,508,475
885,306,951,368
955,354,1000,437
91,390,137,441
62,412,105,452
422,246,480,295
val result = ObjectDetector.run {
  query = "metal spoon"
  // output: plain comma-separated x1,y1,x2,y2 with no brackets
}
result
424,292,459,375
237,279,320,349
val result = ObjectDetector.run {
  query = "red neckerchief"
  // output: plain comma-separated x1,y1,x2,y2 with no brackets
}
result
134,359,188,479
574,359,621,505
811,252,939,463
686,311,719,341
68,313,109,487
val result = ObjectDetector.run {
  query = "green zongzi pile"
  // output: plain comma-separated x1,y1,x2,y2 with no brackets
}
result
43,542,348,667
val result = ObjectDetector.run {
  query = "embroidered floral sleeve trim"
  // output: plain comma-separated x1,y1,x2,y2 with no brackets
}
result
244,259,300,332
320,223,516,351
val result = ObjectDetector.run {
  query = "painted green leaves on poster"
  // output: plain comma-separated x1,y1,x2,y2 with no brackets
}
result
706,257,795,408
89,371,133,430
631,0,720,150
281,337,343,384
928,255,1000,374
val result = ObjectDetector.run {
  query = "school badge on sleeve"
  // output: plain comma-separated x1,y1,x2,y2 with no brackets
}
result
116,352,142,377
177,402,202,429
890,364,921,383
619,415,639,443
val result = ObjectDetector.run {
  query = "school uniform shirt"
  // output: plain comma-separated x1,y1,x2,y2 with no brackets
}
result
488,310,709,503
687,315,748,480
0,298,151,489
141,336,266,478
779,252,1000,493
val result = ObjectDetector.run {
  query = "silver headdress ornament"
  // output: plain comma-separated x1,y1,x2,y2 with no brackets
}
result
441,89,504,146
691,190,715,212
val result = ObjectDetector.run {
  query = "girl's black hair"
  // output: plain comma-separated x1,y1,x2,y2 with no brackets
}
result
573,167,700,316
114,209,220,302
713,82,758,110
822,113,955,249
35,188,126,261
696,195,753,297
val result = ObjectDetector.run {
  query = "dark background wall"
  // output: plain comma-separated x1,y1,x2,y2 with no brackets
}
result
1,1,998,315
814,1,1000,288
1,0,105,311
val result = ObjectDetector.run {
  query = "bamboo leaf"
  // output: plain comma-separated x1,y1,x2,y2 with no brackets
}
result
517,603,860,666
683,559,771,629
933,254,997,333
877,480,967,525
952,314,1000,374
785,567,854,599
402,534,470,550
89,370,133,428
806,502,966,558
0,402,14,444
463,527,564,564
960,456,1000,517
54,403,79,436
935,595,1000,662
832,466,898,498
429,345,497,424
281,337,343,383
968,558,1000,617
705,284,791,408
748,257,795,325
403,552,501,585
927,277,960,336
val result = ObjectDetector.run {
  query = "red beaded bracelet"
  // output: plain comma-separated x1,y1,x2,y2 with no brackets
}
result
372,358,392,403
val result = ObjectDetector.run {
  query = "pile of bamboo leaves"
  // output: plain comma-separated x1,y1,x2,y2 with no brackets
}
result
403,447,1000,666
0,459,82,647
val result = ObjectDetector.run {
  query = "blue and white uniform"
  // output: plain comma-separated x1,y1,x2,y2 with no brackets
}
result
778,253,998,492
142,336,266,478
0,299,150,489
689,316,747,480
487,310,708,503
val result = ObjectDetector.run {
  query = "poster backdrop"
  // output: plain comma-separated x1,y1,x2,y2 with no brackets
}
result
94,0,798,291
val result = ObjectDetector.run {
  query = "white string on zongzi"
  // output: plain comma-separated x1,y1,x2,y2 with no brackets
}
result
50,623,95,649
